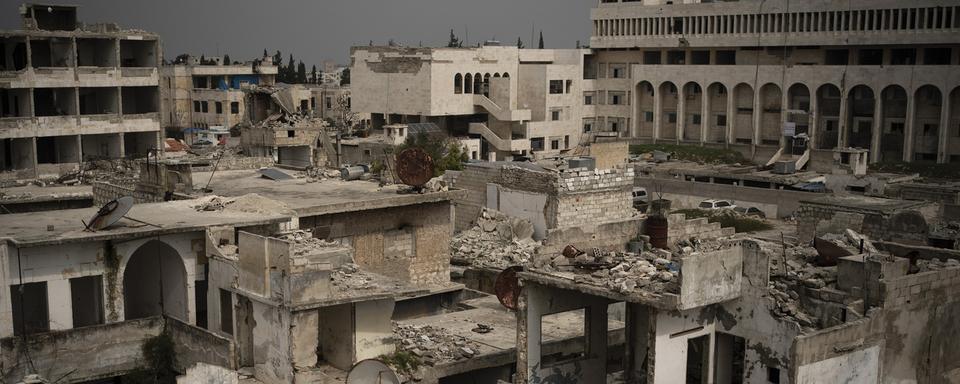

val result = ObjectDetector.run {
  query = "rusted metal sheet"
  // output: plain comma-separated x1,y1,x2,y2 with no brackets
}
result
395,148,434,187
495,265,524,311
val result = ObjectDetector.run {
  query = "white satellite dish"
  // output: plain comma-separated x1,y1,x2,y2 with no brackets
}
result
85,196,135,231
347,359,401,384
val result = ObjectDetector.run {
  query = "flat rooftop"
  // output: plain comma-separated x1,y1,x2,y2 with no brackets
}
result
801,194,927,212
0,199,289,247
193,170,465,217
1,184,92,205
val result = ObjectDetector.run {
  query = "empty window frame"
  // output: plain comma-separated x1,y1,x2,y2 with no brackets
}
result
70,275,104,328
549,80,564,94
220,289,233,335
11,282,49,335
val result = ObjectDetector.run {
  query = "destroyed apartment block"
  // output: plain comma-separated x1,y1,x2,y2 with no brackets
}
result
239,84,325,169
1,3,161,181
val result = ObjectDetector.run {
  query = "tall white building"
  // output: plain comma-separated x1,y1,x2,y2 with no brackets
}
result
351,45,588,160
586,0,960,167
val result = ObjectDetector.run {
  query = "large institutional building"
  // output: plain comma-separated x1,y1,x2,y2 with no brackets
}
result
586,0,960,166
0,4,161,180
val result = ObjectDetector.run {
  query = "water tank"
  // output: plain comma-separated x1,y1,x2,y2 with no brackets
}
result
340,166,365,181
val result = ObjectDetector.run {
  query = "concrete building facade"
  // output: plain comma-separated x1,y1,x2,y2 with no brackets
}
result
160,58,278,134
351,46,588,160
1,4,163,180
587,0,960,166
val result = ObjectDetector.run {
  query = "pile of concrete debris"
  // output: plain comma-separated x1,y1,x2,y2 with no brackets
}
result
918,257,960,272
756,239,826,329
450,209,539,269
277,229,341,257
331,263,407,295
533,246,680,294
190,193,294,216
394,323,483,365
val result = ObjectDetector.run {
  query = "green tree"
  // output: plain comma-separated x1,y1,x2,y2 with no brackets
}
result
286,54,296,83
297,61,307,84
398,133,468,177
516,37,524,49
311,65,317,84
538,30,544,49
447,29,462,47
199,54,206,65
263,48,268,58
222,54,231,65
340,68,350,86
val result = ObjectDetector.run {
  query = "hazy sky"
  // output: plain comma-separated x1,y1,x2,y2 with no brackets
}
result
1,1,594,67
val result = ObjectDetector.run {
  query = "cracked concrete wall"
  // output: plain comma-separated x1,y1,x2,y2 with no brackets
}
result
250,298,293,384
167,315,236,371
0,316,163,383
300,200,452,285
517,282,611,384
355,298,395,362
879,267,960,383
678,246,743,310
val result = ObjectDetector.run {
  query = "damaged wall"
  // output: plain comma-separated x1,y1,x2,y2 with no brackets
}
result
299,201,452,285
678,246,743,310
879,267,960,383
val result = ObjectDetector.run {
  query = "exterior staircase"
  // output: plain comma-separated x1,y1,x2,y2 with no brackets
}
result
469,122,530,152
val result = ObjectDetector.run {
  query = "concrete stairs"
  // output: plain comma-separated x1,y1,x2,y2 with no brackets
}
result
472,94,531,122
468,122,531,153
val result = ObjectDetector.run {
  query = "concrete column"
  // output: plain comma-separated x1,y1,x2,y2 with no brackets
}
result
653,85,663,142
0,244,11,338
903,94,916,162
938,92,952,163
838,91,849,148
677,84,687,143
752,85,762,149
726,87,737,145
871,95,883,162
810,87,819,149
76,134,83,166
118,133,126,158
701,85,711,144
631,84,639,138
780,88,789,148
30,137,38,179
48,279,72,331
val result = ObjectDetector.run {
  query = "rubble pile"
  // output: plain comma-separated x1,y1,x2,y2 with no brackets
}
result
277,229,341,257
191,193,294,215
917,257,960,272
394,323,483,365
533,246,680,294
819,229,879,254
755,239,826,329
331,263,406,294
450,209,539,269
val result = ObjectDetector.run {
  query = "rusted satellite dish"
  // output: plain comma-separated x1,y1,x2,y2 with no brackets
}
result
347,359,401,384
84,196,134,231
395,147,434,187
495,265,524,311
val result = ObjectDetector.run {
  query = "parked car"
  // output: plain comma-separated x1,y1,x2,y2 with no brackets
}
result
734,206,767,219
698,199,736,210
632,187,649,206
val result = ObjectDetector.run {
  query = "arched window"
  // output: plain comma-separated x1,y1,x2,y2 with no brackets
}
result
502,72,509,78
493,73,501,78
465,73,473,94
483,73,491,96
474,73,482,94
454,74,463,94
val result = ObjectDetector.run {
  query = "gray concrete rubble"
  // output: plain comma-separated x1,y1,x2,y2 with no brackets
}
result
451,208,539,269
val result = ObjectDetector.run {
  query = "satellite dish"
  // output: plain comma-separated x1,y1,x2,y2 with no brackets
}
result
395,148,434,187
85,196,134,231
494,265,524,311
347,359,401,384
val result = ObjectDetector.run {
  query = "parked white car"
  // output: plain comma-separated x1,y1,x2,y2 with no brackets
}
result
632,187,649,205
698,199,736,210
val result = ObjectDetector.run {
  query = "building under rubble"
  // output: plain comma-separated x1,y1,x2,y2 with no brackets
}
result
239,83,326,168
1,3,162,181
160,54,278,138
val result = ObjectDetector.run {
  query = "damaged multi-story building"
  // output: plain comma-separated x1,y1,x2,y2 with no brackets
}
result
160,54,278,139
351,45,588,161
1,3,162,180
239,83,325,168
586,0,960,169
